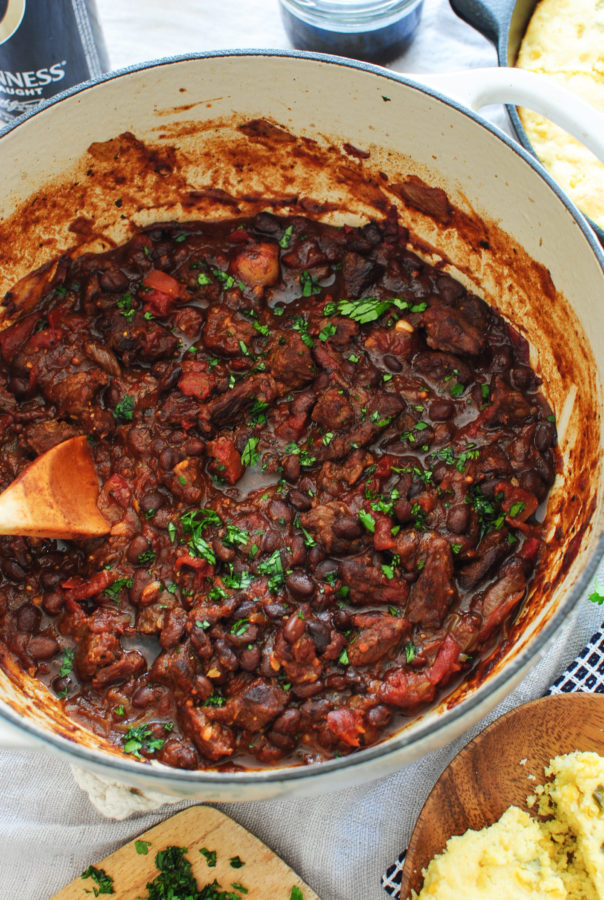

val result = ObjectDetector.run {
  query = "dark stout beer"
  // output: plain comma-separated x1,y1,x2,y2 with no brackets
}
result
0,0,108,125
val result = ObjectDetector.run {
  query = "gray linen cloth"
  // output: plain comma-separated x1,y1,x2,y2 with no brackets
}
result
1,2,601,898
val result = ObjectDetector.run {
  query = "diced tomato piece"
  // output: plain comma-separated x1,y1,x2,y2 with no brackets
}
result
519,536,541,562
326,707,365,748
174,554,213,575
427,633,462,685
274,412,308,442
207,436,244,484
61,570,117,603
177,360,214,401
141,269,185,316
0,313,38,361
25,327,62,352
226,228,252,243
375,454,398,479
379,669,436,710
373,513,396,551
494,481,538,523
99,473,132,510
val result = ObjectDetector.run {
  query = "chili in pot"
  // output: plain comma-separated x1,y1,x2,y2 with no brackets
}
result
0,209,557,771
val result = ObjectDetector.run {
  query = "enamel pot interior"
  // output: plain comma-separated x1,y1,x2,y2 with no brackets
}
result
0,52,603,801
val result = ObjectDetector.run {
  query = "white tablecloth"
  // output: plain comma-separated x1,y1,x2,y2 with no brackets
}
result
2,2,603,898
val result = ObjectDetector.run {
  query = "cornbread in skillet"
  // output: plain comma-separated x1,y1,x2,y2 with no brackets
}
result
516,0,604,229
413,751,604,899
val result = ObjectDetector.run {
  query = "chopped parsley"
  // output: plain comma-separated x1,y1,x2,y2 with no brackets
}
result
200,848,217,867
468,486,506,538
81,865,114,895
113,394,135,422
508,500,526,519
137,548,156,566
180,509,218,565
299,269,321,297
230,618,249,636
257,549,285,592
59,647,75,678
203,694,226,708
229,856,245,869
358,509,376,533
117,292,135,320
319,322,337,342
248,398,269,425
405,641,417,664
224,524,250,547
279,224,293,248
137,845,250,900
324,295,428,326
135,840,152,855
103,578,133,602
241,435,261,467
121,725,164,759
291,314,314,348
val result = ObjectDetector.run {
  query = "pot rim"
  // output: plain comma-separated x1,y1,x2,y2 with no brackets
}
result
0,48,603,786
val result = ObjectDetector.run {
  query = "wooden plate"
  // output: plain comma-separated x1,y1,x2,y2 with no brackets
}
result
51,805,319,899
401,693,604,898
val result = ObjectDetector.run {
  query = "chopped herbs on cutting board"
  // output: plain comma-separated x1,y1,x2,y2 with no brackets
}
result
51,806,317,900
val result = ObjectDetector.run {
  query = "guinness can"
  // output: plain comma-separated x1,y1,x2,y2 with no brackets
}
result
0,0,109,125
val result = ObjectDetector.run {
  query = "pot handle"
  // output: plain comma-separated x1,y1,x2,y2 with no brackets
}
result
0,715,41,750
448,0,512,45
415,67,604,165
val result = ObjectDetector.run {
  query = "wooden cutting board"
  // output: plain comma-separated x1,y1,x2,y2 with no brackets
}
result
51,805,319,900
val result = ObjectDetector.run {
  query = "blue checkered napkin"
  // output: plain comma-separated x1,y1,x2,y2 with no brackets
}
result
547,624,604,695
381,622,604,897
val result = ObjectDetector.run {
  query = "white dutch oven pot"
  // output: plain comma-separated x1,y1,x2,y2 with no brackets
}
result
0,51,603,802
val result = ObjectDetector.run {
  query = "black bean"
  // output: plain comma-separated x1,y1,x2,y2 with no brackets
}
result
446,504,470,534
127,535,152,564
99,267,129,292
272,708,301,734
534,421,556,452
239,646,261,671
283,612,306,644
367,705,392,727
1,559,26,582
282,454,301,483
429,399,455,421
510,366,534,390
141,491,165,514
306,620,331,653
42,592,64,615
308,546,326,568
288,489,312,511
314,560,339,581
333,609,352,630
269,500,292,523
159,448,177,470
16,603,41,633
394,499,413,524
286,572,314,597
383,354,402,372
292,681,324,699
27,634,59,660
333,516,363,539
40,569,62,590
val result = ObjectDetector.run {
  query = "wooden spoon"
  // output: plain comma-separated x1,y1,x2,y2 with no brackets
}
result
401,693,604,899
0,435,110,539
51,805,318,899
